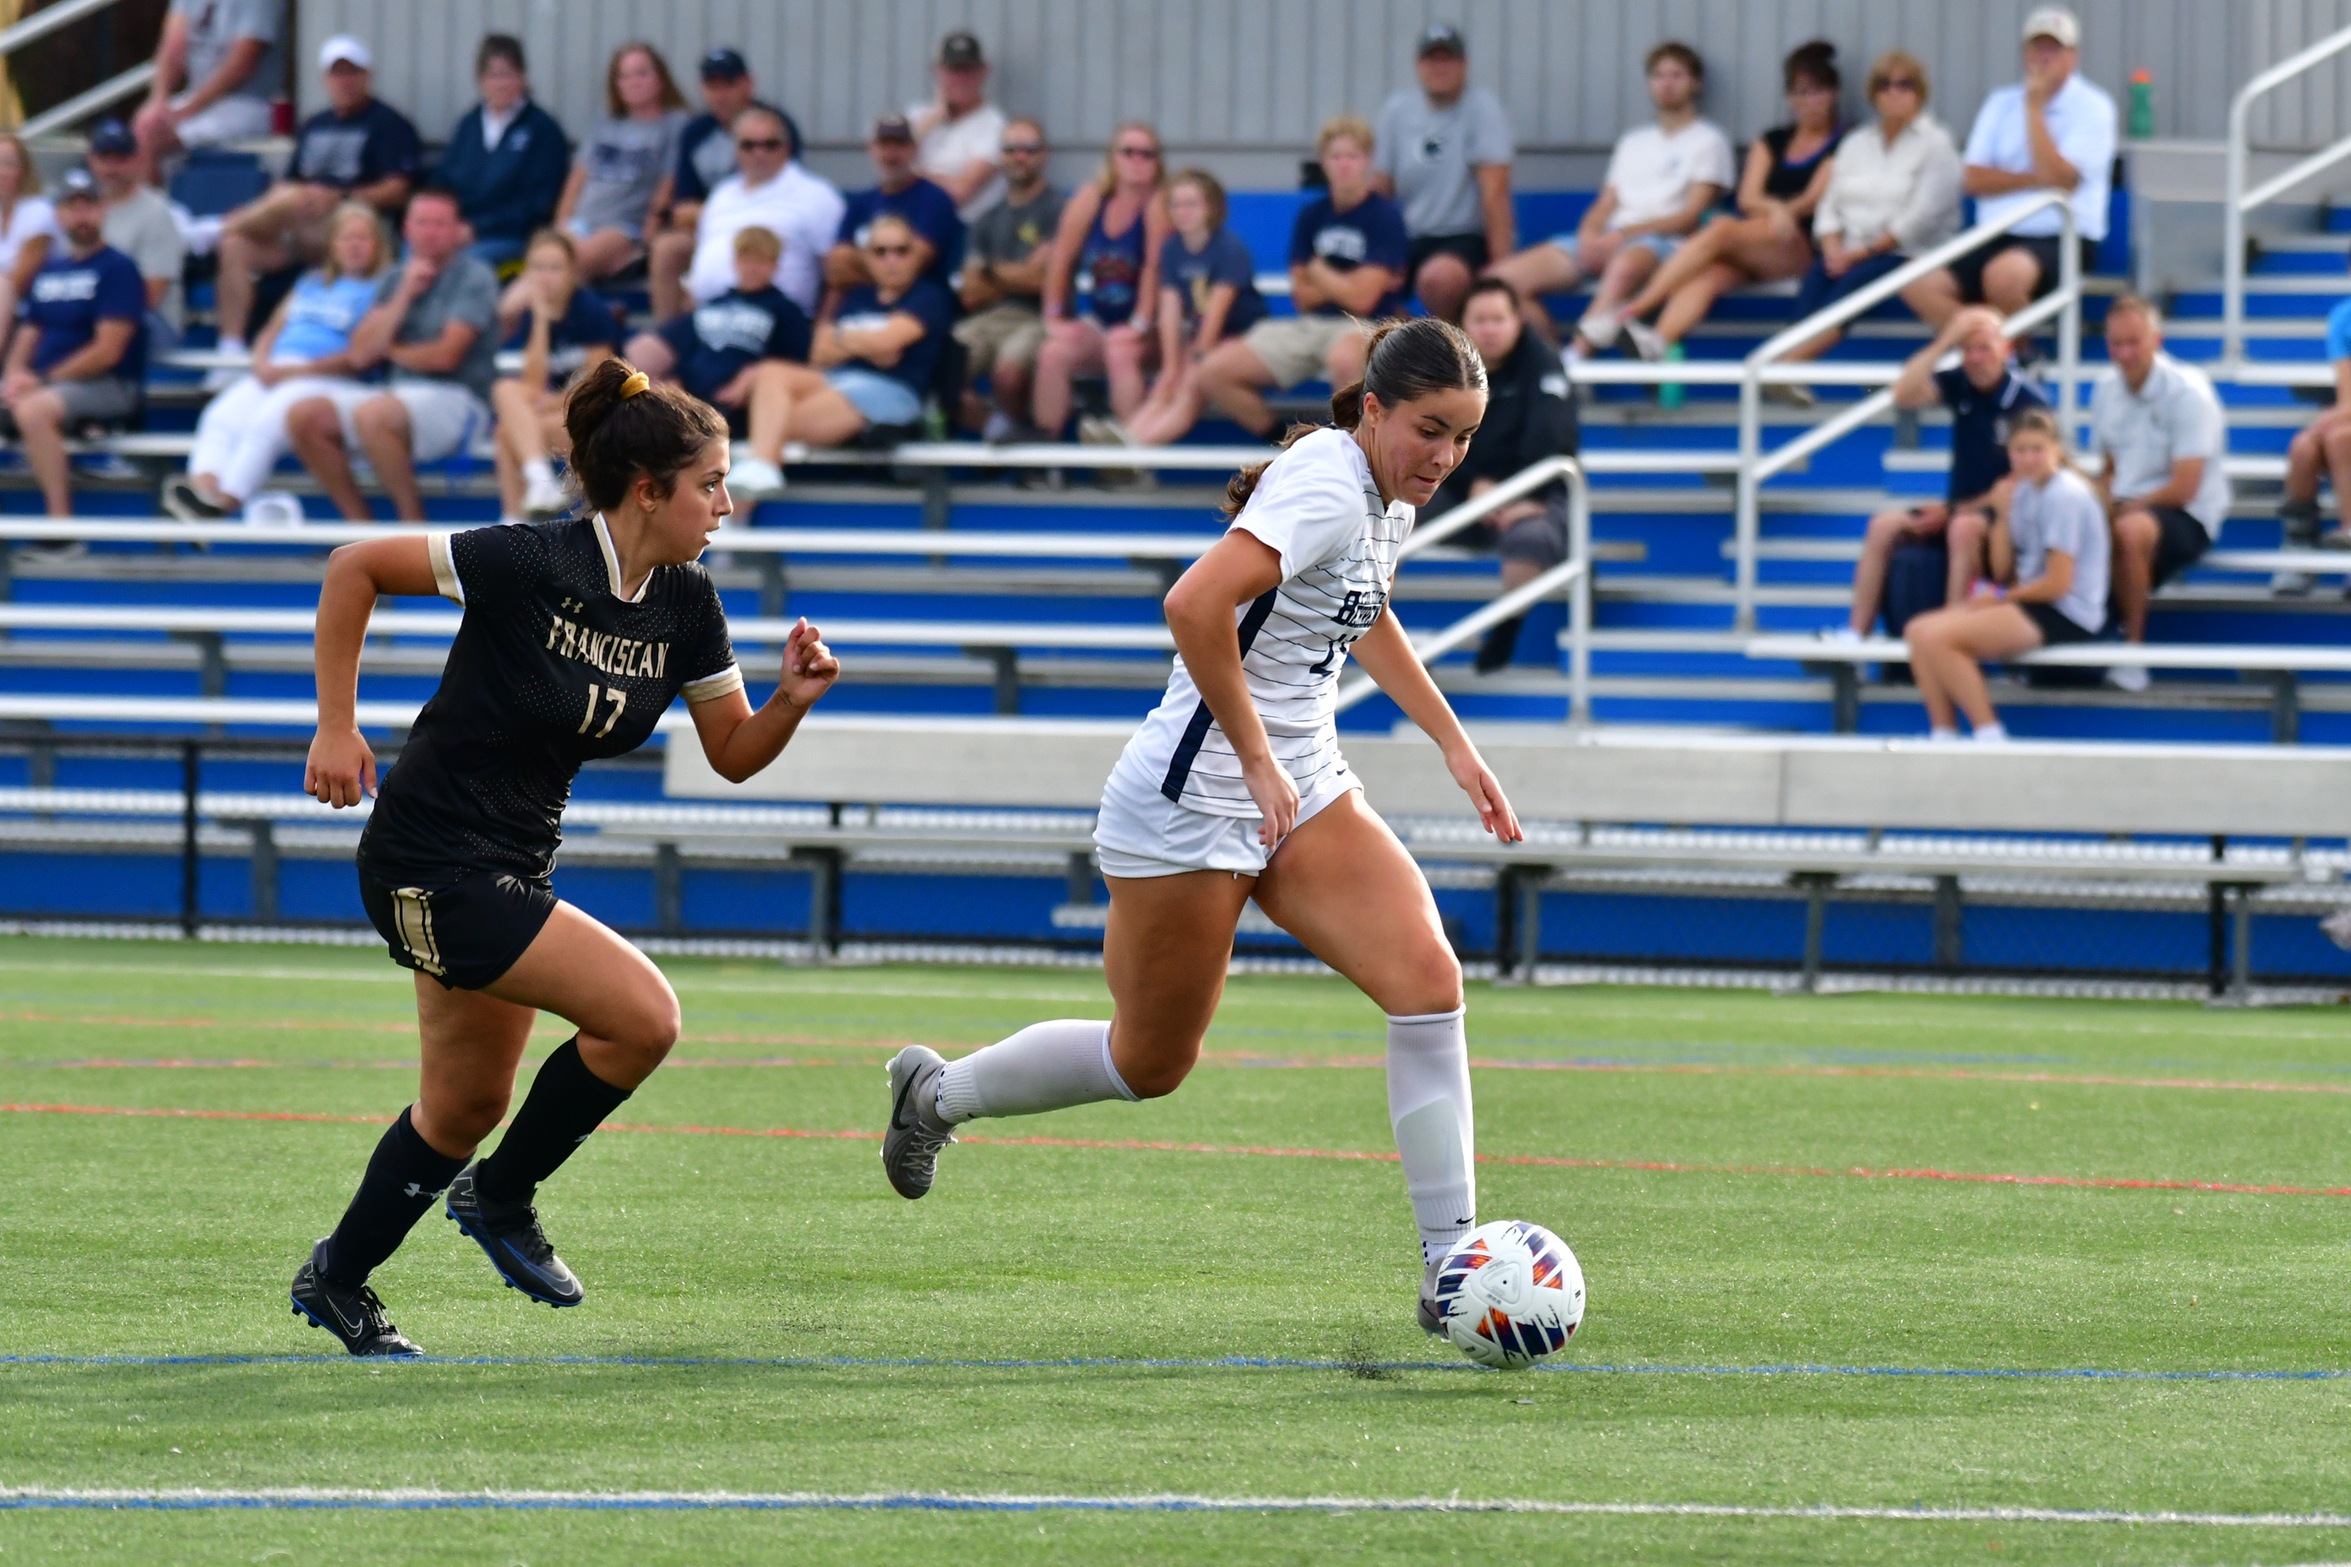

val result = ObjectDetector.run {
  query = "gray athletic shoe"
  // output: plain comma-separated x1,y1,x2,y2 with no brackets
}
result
1418,1251,1447,1335
882,1046,956,1199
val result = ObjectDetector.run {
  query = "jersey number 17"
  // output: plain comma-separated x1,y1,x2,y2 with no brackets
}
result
579,683,627,738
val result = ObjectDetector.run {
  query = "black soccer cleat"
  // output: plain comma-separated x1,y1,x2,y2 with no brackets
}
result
290,1240,423,1358
444,1166,583,1307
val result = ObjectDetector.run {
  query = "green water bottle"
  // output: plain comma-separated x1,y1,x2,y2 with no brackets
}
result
2128,70,2154,139
1658,343,1686,412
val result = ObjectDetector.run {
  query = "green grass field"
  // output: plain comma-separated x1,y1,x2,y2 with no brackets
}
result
7,936,2351,1564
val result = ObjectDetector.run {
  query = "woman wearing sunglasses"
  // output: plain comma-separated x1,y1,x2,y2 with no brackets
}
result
728,212,953,496
1029,120,1170,442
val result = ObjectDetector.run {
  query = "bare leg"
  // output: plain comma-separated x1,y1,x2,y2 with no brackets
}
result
1619,219,1733,321
1250,790,1463,1017
214,224,295,346
480,900,682,1092
490,378,542,517
351,396,425,523
1324,329,1369,390
11,389,69,517
1123,360,1205,446
1196,339,1280,440
1485,240,1588,344
1030,317,1104,437
1907,601,2042,731
2321,422,2351,514
569,228,641,281
1413,252,1474,323
1102,324,1153,421
408,977,539,1157
647,229,697,321
1580,243,1662,328
1096,870,1257,1096
1942,506,1990,605
1654,260,1750,348
2285,419,2330,505
1849,505,1942,634
1903,269,1964,333
1980,249,2043,324
285,397,374,522
2111,506,2160,643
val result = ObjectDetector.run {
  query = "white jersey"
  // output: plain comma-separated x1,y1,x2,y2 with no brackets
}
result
1112,427,1413,818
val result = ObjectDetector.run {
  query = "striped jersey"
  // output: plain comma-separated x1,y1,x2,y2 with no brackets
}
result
1112,427,1413,817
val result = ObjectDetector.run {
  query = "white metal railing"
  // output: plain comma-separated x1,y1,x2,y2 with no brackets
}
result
2223,22,2351,368
0,0,155,138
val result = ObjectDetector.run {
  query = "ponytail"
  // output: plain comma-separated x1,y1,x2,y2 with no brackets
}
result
563,358,728,517
1221,316,1485,517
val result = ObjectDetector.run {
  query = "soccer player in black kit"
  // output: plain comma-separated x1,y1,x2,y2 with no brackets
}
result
289,358,839,1356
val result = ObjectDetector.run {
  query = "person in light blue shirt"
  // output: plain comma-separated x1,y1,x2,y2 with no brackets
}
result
2280,288,2351,549
170,201,390,518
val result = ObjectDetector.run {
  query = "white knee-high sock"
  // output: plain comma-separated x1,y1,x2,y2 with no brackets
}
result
934,1019,1134,1124
1387,1007,1476,1265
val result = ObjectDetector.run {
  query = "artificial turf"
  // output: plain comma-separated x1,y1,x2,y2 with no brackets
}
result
5,935,2351,1564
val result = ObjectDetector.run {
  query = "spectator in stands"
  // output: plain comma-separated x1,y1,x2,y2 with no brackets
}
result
2279,270,2351,552
1832,307,2044,640
1595,42,1845,370
955,117,1062,440
537,43,689,288
2091,294,2231,682
0,169,146,521
434,35,570,269
728,213,954,498
625,224,809,460
132,0,283,178
1908,7,2114,333
1436,277,1580,672
164,201,388,522
826,115,965,292
490,229,622,521
0,135,57,331
87,120,185,351
645,49,801,320
282,189,498,522
1030,120,1167,443
1775,50,1963,385
910,30,1007,222
1373,22,1514,323
1905,408,2107,741
1197,116,1403,440
1487,43,1732,350
209,34,418,386
681,105,843,317
1116,169,1266,449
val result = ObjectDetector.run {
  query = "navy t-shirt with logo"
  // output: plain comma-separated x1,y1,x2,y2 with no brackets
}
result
1287,190,1410,318
1159,227,1266,338
657,284,811,402
1935,366,2047,505
832,277,954,395
503,288,621,389
291,99,423,190
22,243,146,378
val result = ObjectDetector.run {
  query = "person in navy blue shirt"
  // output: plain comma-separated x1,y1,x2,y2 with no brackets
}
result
433,35,571,268
1198,116,1408,438
213,34,420,365
1121,168,1266,447
730,213,952,498
625,225,810,434
1838,307,2046,637
489,228,621,520
1,168,145,519
825,115,964,291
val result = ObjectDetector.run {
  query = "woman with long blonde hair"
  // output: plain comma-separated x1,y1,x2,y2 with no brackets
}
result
1029,119,1169,438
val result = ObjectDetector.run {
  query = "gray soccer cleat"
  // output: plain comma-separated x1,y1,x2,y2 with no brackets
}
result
881,1046,956,1199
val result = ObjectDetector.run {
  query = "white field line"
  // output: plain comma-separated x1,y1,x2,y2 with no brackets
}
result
4,1488,2351,1524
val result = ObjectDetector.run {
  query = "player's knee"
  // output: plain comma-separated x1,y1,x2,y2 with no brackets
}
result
1119,1045,1198,1100
428,1087,512,1148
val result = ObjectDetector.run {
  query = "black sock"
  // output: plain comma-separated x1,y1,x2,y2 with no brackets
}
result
473,1036,632,1207
320,1106,467,1286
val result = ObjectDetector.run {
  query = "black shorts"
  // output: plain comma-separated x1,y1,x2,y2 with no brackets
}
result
1407,232,1490,283
2143,504,2212,586
1454,497,1570,568
358,864,559,991
1946,234,2099,304
2021,600,2100,645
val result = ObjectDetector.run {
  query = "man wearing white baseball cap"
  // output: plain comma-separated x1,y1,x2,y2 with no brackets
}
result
206,33,420,386
1911,6,2114,328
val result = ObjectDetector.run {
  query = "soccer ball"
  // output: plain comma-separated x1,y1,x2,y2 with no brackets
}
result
1431,1220,1586,1369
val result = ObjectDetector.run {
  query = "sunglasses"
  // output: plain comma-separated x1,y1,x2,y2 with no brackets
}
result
1874,77,1921,93
736,136,785,151
1002,142,1045,154
867,243,913,257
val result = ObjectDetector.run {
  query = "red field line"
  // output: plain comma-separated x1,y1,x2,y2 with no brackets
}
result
7,1100,2349,1199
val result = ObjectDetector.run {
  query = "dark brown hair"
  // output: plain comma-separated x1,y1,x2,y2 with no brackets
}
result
563,358,728,517
476,34,526,79
1645,41,1703,81
605,42,687,118
1221,318,1486,517
1785,40,1839,93
1166,167,1228,233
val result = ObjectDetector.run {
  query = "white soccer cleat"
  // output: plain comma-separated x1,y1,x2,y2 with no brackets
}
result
728,457,787,500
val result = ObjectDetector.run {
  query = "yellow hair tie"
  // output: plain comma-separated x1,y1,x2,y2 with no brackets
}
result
619,369,651,400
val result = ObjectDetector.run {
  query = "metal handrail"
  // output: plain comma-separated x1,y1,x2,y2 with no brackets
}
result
0,0,124,61
2223,23,2351,367
22,62,155,137
1730,193,2080,629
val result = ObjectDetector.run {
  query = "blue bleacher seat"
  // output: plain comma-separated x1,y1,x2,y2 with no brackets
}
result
168,149,270,220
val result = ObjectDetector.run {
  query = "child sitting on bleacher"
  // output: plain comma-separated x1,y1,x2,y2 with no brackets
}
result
166,202,390,523
489,229,621,522
1113,168,1265,449
622,224,809,454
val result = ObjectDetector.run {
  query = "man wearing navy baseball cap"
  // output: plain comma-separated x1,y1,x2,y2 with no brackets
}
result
648,47,808,319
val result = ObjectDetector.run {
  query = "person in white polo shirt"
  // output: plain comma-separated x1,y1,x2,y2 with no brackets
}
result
1909,7,2113,330
2089,294,2231,686
682,104,845,317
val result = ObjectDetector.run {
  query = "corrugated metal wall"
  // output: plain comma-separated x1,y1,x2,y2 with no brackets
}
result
293,0,2351,165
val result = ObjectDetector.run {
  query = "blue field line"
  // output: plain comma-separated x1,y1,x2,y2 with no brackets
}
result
4,1352,2345,1381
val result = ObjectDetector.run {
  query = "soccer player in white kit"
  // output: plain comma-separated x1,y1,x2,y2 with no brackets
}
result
881,317,1523,1329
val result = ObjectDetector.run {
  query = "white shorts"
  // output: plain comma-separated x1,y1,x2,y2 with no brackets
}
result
1093,760,1360,879
325,383,490,464
171,94,274,148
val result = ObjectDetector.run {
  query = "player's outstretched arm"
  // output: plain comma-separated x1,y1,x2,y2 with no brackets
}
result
306,537,438,808
689,617,840,784
1348,608,1523,842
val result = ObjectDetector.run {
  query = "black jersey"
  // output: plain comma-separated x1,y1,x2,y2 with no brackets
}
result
358,516,743,883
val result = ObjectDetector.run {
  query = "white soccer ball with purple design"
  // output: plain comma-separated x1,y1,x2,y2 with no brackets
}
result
1432,1219,1586,1369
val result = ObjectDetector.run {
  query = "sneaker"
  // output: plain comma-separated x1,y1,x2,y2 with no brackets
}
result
1575,309,1623,351
290,1240,423,1357
1816,625,1865,644
2322,528,2351,552
1473,615,1524,673
727,456,787,500
1417,1251,1448,1335
1621,317,1666,363
160,477,232,523
199,363,244,394
1762,382,1817,410
241,492,306,528
2321,907,2351,952
1076,415,1124,446
881,1045,956,1200
522,471,569,520
981,410,1019,444
2106,662,2152,694
443,1166,583,1307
